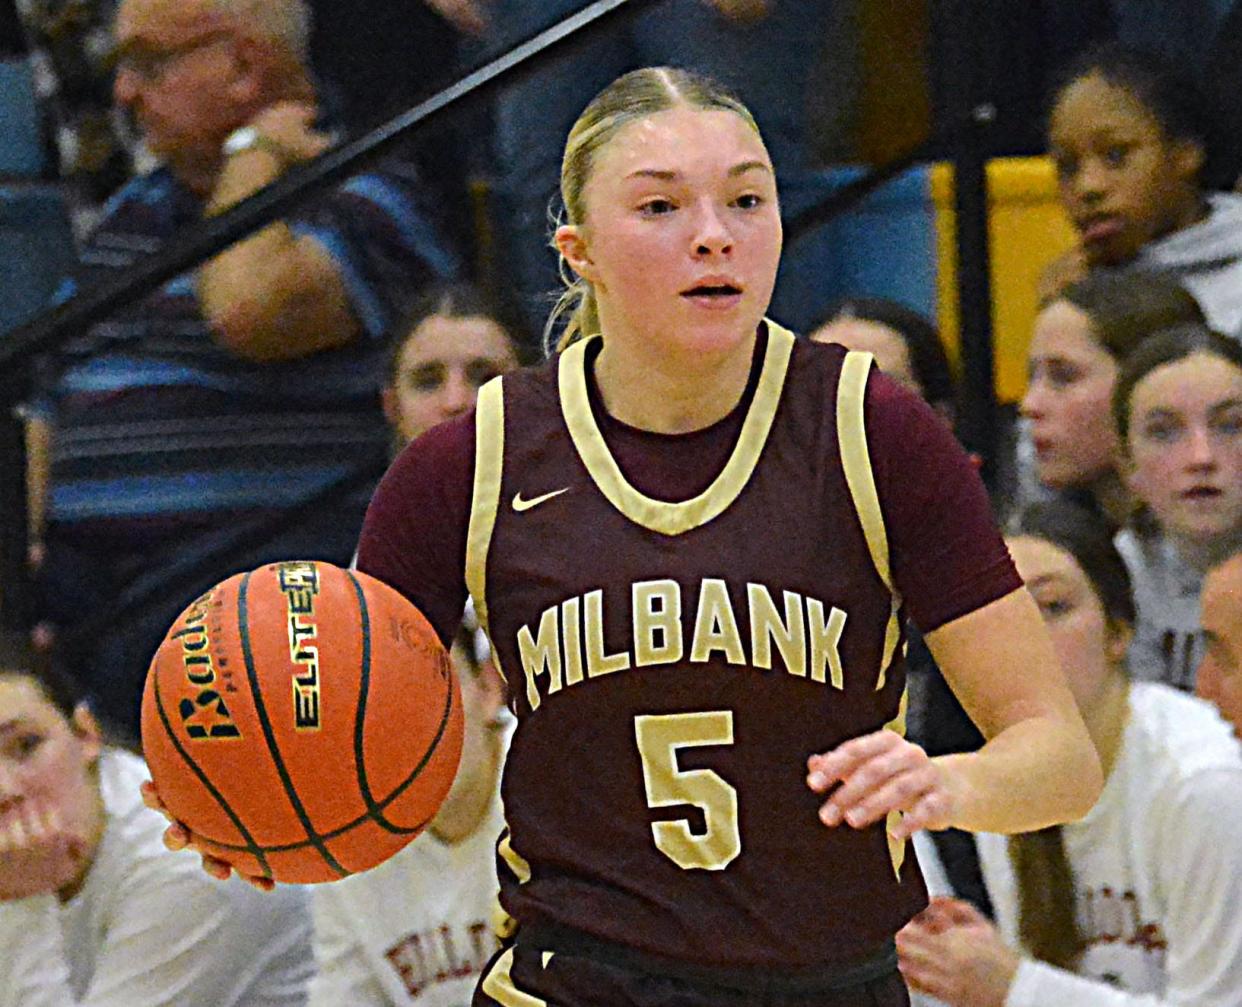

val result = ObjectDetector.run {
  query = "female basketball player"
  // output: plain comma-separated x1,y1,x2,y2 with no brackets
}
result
898,501,1242,1006
0,635,313,1006
154,68,1101,1006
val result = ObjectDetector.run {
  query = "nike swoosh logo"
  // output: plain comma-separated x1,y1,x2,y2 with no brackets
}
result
512,488,569,513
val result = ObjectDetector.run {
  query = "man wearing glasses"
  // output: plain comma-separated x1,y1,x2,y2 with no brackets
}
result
29,0,459,741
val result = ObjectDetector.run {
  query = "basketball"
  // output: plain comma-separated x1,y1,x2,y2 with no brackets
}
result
140,560,463,884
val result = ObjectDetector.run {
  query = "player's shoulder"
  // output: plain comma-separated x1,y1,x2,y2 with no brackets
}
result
493,344,568,402
383,410,478,497
793,332,932,417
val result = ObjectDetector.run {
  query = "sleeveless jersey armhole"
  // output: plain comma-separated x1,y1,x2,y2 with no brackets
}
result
466,375,506,680
836,350,910,879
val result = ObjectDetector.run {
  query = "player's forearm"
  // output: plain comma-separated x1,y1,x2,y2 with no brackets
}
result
935,713,1101,834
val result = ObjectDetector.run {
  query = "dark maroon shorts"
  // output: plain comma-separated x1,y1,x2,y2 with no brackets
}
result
473,931,911,1007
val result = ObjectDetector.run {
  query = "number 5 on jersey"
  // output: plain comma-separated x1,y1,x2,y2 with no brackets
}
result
633,711,741,870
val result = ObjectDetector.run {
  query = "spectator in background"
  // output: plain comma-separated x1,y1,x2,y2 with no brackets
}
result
898,500,1242,1007
809,297,957,428
479,0,834,341
1197,549,1242,738
1019,271,1205,525
1040,43,1242,335
380,283,525,453
1113,324,1242,691
28,0,458,740
0,634,314,1006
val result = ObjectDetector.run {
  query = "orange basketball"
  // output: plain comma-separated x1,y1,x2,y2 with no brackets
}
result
140,560,463,884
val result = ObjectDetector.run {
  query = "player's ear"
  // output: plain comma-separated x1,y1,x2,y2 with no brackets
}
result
555,224,598,284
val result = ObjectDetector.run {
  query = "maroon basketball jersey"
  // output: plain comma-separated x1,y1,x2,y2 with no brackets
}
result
466,322,926,969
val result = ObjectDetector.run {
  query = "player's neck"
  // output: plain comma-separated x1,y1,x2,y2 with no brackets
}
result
592,331,756,435
1171,524,1242,574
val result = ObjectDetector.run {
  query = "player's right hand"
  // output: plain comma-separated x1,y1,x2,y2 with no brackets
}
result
139,780,276,892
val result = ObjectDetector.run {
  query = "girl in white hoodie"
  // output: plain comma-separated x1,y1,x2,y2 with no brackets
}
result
898,501,1242,1007
1042,42,1242,337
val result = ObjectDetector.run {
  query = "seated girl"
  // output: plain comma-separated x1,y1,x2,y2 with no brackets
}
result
899,500,1242,1007
1042,42,1242,335
1113,324,1242,689
0,636,314,1006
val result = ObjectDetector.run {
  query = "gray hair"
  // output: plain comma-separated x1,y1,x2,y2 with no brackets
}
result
208,0,312,64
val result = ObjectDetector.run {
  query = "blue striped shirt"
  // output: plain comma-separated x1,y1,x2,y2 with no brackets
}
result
42,161,457,536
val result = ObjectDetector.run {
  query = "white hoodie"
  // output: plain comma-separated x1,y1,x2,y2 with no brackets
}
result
1135,192,1242,337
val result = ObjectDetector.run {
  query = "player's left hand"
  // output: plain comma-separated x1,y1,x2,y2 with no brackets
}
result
896,897,1019,1007
139,780,276,892
806,729,958,839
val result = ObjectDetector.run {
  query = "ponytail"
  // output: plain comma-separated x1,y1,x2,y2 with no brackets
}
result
1009,826,1087,969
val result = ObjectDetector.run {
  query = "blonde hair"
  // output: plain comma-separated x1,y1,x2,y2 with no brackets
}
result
208,0,312,64
544,67,763,355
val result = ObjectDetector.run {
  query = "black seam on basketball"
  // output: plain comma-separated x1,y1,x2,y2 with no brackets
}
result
198,809,440,854
238,569,350,879
202,649,458,853
152,668,273,877
348,572,380,816
346,570,459,836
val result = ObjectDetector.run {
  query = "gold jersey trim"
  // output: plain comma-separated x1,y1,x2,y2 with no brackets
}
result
837,352,890,589
498,827,532,884
557,321,796,536
480,947,549,1007
884,687,910,880
836,351,904,691
838,355,910,878
466,377,506,678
